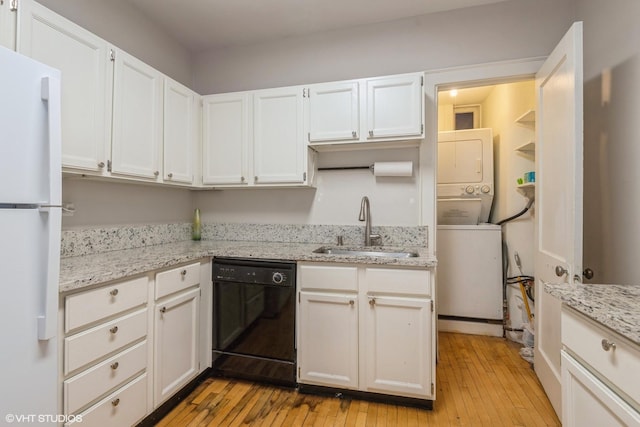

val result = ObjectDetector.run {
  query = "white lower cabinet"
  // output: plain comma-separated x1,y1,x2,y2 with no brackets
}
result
61,259,212,426
363,295,432,398
561,307,640,426
297,262,434,400
153,287,200,406
298,291,359,389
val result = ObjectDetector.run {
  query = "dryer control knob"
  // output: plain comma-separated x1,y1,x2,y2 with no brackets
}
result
465,185,475,194
481,185,491,194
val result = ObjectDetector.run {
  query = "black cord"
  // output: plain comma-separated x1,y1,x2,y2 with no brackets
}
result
495,197,535,226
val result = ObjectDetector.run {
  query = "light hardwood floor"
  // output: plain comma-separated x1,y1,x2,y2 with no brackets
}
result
157,332,560,426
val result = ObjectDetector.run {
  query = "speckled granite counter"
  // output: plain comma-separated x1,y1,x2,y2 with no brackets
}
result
60,240,436,293
545,283,640,346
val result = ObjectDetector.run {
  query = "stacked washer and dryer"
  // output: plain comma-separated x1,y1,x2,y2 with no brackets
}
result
436,128,503,336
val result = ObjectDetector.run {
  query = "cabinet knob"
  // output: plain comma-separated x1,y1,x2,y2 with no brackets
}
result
601,339,616,351
369,298,376,306
110,326,118,334
352,131,357,138
109,288,119,297
154,170,160,177
241,176,245,182
160,306,167,314
180,269,187,276
111,398,120,407
555,265,568,277
167,172,173,179
254,176,258,182
98,161,105,168
349,300,355,306
110,362,119,370
368,130,374,137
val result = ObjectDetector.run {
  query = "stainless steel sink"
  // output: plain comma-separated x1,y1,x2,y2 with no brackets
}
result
312,246,419,258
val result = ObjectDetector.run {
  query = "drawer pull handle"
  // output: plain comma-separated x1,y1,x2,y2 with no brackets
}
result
110,288,119,296
111,398,120,407
181,269,187,276
111,362,119,370
601,339,616,351
110,326,118,334
160,306,167,314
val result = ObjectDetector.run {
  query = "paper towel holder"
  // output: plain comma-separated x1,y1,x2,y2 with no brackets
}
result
318,161,413,177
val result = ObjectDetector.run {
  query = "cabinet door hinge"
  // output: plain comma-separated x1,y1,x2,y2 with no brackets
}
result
298,291,300,303
302,88,306,98
430,300,434,312
421,75,424,86
107,159,112,172
421,124,424,134
303,172,307,181
307,132,310,142
431,383,434,395
9,0,18,12
298,366,301,378
109,49,115,61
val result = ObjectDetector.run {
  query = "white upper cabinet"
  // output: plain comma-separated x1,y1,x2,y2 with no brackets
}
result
202,92,250,186
18,0,113,174
366,73,423,139
253,86,306,184
306,73,424,147
307,81,359,142
164,78,198,185
111,50,163,180
0,0,16,50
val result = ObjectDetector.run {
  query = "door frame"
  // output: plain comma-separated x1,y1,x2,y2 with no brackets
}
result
420,57,545,252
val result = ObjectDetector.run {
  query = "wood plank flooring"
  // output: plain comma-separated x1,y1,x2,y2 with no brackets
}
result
157,332,560,426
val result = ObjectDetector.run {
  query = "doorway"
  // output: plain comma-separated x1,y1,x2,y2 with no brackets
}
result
434,81,536,345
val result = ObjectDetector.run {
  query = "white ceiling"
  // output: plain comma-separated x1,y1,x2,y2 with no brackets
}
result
438,86,495,105
124,0,509,52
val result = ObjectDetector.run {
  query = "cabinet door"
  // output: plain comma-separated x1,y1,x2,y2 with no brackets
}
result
366,74,423,139
308,81,359,142
163,78,197,184
561,351,640,427
154,288,200,407
298,291,359,389
18,1,112,173
0,0,16,50
202,92,250,185
363,295,432,398
112,49,163,180
253,86,305,184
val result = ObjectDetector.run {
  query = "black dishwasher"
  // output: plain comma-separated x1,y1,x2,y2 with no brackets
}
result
212,257,296,386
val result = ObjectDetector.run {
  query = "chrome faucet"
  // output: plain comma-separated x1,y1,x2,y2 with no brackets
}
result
358,196,381,246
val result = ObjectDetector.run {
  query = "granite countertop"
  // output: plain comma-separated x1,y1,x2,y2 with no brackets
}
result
60,240,436,293
545,283,640,346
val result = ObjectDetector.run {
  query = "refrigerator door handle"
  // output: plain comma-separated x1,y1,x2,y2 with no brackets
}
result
37,76,62,341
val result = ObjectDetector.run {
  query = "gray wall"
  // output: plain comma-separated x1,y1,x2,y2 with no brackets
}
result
193,0,575,94
577,0,640,284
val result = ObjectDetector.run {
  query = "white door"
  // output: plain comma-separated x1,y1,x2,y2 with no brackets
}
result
154,288,200,407
297,291,359,389
19,0,112,173
112,49,163,180
363,295,432,398
164,78,196,184
534,22,583,416
308,81,359,142
253,86,305,184
202,92,250,185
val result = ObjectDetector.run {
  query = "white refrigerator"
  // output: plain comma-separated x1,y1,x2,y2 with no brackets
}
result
0,46,62,419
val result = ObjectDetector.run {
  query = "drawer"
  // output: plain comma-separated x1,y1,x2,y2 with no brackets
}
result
66,373,147,426
65,308,147,375
298,263,358,291
364,267,430,296
562,308,640,408
64,341,147,414
65,276,148,333
155,262,200,300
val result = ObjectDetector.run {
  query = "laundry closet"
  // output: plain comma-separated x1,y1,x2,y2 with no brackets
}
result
436,80,536,345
